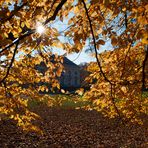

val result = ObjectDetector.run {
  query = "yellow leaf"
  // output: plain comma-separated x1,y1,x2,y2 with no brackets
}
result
111,36,118,46
4,32,8,38
76,88,84,96
98,40,105,45
121,86,127,93
141,33,148,44
25,21,30,28
61,89,65,93
74,6,79,13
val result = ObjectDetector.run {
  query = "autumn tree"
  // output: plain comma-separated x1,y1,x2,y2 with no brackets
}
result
0,0,148,127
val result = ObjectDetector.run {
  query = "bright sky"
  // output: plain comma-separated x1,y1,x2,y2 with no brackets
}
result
50,18,112,65
51,42,112,65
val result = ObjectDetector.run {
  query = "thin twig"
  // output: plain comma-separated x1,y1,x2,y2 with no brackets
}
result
44,0,67,25
0,30,35,54
81,0,123,121
142,46,148,89
0,41,19,83
0,0,67,55
81,0,112,85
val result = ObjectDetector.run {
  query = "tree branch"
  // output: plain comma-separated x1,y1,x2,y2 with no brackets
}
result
0,0,67,55
0,41,19,83
81,0,112,85
124,0,128,29
142,46,148,89
0,30,35,55
81,0,123,121
44,0,67,25
124,11,128,29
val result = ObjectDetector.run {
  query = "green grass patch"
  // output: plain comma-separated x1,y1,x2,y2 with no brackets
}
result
27,94,91,109
142,91,148,98
61,99,90,108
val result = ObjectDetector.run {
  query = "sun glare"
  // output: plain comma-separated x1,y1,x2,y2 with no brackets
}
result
36,25,45,34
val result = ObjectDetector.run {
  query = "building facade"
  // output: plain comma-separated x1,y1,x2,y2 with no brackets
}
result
59,57,81,89
36,56,81,90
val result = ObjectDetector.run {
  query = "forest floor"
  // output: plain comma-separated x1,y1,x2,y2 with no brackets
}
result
0,103,148,148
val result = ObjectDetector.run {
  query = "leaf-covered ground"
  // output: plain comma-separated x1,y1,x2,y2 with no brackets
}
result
0,104,147,148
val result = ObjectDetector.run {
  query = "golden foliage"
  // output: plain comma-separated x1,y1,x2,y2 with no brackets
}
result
84,45,147,123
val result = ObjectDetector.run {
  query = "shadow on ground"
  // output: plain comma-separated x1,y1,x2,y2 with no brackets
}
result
0,103,148,148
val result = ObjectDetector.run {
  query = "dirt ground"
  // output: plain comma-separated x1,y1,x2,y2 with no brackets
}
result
0,104,147,148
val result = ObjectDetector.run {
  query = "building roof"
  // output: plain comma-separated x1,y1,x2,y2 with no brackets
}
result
35,56,80,74
50,55,79,68
63,57,79,68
